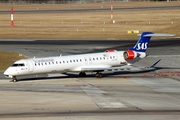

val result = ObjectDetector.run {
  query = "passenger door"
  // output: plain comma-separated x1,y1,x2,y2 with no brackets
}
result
89,57,92,64
26,60,34,73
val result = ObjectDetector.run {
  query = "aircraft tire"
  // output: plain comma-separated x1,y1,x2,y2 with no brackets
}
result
11,76,17,82
95,72,103,78
79,72,86,77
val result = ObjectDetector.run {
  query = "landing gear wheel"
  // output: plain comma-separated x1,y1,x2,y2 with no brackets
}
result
10,76,17,82
79,72,86,77
95,72,103,78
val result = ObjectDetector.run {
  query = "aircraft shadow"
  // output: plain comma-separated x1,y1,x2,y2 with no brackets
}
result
17,67,180,82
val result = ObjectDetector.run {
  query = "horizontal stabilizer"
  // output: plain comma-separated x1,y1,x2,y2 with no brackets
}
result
138,33,175,37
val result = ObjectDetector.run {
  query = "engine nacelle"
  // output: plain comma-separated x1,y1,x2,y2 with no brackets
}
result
123,50,138,60
105,49,117,52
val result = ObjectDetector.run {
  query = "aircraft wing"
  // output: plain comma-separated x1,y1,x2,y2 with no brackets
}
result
81,59,161,72
81,65,150,72
81,67,108,72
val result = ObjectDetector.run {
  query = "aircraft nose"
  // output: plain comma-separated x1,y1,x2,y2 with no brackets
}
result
4,68,12,78
4,69,9,75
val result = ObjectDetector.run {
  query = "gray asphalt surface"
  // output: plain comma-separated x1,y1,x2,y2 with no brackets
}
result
0,5,180,14
0,4,180,119
0,38,180,119
0,38,180,57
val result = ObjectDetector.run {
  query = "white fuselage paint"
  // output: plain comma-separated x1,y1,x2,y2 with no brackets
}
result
5,51,128,77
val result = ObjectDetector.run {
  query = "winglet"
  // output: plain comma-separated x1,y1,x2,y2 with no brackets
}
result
150,59,161,68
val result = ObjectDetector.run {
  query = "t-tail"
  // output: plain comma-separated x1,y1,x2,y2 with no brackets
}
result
128,32,154,52
123,32,174,63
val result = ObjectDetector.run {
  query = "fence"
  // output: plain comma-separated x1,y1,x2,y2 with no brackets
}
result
0,0,177,4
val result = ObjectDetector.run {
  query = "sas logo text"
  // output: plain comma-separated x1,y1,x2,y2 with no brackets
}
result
135,42,148,50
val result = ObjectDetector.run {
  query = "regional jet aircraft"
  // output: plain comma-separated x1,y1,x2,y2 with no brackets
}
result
4,32,174,82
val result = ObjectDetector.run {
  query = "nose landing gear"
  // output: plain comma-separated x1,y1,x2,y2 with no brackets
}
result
10,76,17,82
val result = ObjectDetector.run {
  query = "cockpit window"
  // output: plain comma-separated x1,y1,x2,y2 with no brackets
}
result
11,63,25,67
11,64,18,67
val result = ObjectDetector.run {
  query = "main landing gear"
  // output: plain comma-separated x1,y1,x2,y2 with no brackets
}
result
10,76,17,82
95,72,103,78
79,72,103,78
79,72,86,77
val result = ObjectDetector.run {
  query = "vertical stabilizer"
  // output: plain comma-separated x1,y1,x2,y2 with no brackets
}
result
128,32,154,52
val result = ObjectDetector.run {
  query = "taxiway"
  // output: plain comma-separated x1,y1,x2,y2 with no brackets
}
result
0,39,180,119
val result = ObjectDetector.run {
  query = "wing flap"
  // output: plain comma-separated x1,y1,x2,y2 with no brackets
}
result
81,68,106,72
81,63,160,72
81,66,138,72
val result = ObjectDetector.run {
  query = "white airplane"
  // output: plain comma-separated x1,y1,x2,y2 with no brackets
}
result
4,32,174,82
